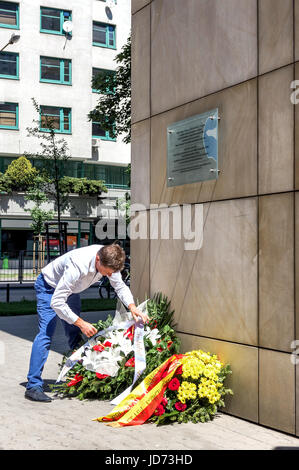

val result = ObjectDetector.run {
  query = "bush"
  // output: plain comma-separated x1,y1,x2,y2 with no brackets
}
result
4,156,38,191
59,176,107,196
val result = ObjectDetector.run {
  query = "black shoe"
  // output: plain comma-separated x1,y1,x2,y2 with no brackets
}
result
25,387,52,402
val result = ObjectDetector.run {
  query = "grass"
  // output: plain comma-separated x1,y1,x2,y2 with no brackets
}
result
0,298,117,316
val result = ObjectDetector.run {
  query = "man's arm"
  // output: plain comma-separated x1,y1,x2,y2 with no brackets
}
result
50,264,97,337
108,271,149,323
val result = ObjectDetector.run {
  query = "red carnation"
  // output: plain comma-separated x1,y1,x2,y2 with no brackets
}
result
175,402,187,412
125,357,135,367
67,373,83,387
153,404,165,416
149,319,158,329
93,344,105,352
157,340,173,352
175,365,183,375
161,397,168,407
103,341,112,348
168,377,180,391
96,373,110,379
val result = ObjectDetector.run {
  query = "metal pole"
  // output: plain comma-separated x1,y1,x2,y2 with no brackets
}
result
18,250,24,284
45,223,50,264
6,283,10,303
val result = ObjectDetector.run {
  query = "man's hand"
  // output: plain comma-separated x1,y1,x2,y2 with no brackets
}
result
74,318,98,337
128,304,149,324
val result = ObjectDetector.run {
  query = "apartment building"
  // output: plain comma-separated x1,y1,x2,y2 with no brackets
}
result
0,0,131,253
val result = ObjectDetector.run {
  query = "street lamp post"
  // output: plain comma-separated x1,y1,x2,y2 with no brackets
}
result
0,33,20,52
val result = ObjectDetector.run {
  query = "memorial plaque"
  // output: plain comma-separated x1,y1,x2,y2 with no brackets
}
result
167,108,219,187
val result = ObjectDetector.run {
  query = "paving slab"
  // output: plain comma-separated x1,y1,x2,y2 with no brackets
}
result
0,312,298,450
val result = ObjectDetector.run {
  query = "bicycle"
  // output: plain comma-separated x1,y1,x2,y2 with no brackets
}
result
98,262,130,299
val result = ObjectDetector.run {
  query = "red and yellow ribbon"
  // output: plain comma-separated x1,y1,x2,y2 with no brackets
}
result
93,354,185,427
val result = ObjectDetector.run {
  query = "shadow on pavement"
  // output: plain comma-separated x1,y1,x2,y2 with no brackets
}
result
0,310,115,354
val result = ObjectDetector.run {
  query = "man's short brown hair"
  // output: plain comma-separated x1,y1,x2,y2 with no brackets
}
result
97,243,126,272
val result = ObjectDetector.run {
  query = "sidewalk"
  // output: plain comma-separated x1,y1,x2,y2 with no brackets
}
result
0,312,298,450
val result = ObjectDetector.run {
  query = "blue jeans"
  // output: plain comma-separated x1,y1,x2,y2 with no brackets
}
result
26,273,81,390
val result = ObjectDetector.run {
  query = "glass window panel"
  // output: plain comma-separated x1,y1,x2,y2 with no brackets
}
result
64,61,70,82
1,103,16,111
0,2,17,26
41,8,60,17
41,114,60,129
0,52,17,76
0,111,15,126
41,106,60,129
92,122,105,137
108,26,115,46
41,57,60,81
93,23,106,44
63,109,70,130
41,15,60,31
41,57,60,67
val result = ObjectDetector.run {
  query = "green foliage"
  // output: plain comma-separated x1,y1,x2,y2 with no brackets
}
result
115,191,130,226
24,176,55,235
147,293,177,330
125,163,131,188
51,293,181,400
150,361,233,426
58,176,107,196
0,173,12,193
24,98,71,218
2,156,38,191
89,35,131,143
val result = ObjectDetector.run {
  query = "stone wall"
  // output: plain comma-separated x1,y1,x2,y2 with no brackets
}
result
131,0,299,435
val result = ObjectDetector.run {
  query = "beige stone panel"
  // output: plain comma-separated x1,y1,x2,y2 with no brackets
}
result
295,63,299,190
259,0,293,75
131,119,150,208
259,193,295,352
151,0,257,116
151,80,257,206
151,198,258,345
150,204,202,316
297,363,299,437
259,349,295,434
296,0,299,62
177,333,258,423
130,211,150,303
132,0,151,15
296,193,299,344
132,5,150,124
259,66,294,194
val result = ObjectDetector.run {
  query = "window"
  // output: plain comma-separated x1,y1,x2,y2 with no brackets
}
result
92,121,115,141
40,7,71,35
92,68,115,93
0,51,18,79
0,1,19,29
40,57,71,85
40,106,71,134
0,102,18,129
93,22,116,49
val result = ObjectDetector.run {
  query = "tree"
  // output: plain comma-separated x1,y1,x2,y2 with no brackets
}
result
24,176,55,236
24,98,71,254
89,35,131,144
3,156,38,192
